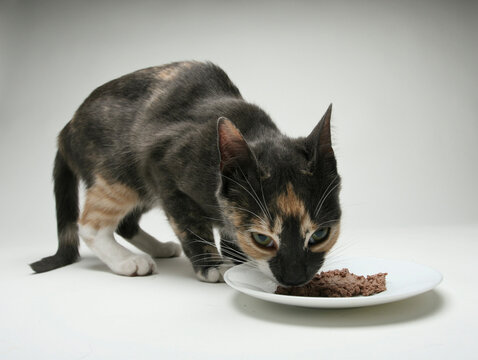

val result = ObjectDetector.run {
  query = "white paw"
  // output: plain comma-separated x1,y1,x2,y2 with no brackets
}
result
195,263,232,283
195,267,222,283
111,254,157,276
152,241,182,258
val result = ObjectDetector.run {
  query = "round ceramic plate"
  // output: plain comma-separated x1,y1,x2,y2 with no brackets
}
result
224,257,443,308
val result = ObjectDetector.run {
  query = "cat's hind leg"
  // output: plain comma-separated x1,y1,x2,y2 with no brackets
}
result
116,208,181,258
78,176,157,276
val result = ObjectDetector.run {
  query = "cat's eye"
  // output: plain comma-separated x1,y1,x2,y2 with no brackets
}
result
251,232,275,249
308,227,330,246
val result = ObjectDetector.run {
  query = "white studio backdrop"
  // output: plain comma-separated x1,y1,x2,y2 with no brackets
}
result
1,0,477,248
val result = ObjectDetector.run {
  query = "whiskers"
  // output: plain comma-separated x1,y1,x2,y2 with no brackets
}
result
314,175,340,217
186,229,260,270
322,237,359,268
221,167,272,225
316,218,341,228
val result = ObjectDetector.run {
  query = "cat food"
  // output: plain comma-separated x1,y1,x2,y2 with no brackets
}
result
275,268,387,297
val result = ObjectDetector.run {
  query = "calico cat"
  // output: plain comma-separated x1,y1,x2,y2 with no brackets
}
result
30,61,341,286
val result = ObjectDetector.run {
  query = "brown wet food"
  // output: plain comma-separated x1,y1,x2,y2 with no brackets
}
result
275,268,387,297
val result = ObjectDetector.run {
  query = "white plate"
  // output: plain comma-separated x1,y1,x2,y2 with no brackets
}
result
224,257,443,308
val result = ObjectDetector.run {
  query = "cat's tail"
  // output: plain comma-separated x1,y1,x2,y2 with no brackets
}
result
30,151,80,273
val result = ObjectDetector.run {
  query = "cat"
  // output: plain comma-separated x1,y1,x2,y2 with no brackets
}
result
30,61,342,286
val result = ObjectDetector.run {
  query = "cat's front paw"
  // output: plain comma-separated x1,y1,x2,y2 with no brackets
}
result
151,241,182,258
111,254,157,276
194,263,233,283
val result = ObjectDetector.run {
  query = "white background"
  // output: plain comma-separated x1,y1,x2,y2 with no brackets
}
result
0,1,477,359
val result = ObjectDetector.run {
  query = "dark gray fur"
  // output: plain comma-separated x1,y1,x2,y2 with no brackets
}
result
30,61,341,286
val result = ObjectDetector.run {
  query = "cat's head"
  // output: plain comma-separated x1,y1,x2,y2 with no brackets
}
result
217,105,341,286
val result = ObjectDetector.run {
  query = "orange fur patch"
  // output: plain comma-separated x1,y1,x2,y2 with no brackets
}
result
276,183,306,218
232,212,279,260
235,231,275,260
225,205,278,260
154,61,197,81
79,176,139,230
224,206,247,229
156,67,180,81
275,182,319,238
300,215,318,239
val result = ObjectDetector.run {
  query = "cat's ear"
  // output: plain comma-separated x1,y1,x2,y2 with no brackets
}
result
305,104,335,161
217,117,256,174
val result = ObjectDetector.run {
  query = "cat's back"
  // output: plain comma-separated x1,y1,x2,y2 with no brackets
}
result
57,61,243,185
79,61,240,115
63,61,242,134
139,61,243,125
